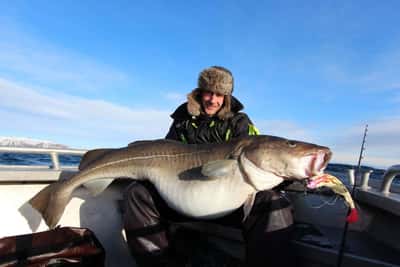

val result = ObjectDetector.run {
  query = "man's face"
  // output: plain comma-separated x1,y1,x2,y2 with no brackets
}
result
201,90,225,116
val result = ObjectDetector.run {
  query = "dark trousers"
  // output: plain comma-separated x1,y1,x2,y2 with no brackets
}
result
122,181,294,267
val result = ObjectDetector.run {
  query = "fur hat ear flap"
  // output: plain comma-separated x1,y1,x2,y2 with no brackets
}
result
187,89,202,116
216,95,233,120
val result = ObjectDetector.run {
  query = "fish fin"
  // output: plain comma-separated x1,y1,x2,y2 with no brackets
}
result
229,139,253,159
128,140,154,147
83,179,114,196
201,160,237,179
239,154,284,190
29,181,72,229
79,149,114,170
128,139,177,147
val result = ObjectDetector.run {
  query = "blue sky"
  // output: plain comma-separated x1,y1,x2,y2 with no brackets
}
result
1,1,399,168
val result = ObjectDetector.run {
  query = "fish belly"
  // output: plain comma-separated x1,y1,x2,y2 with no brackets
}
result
151,174,255,219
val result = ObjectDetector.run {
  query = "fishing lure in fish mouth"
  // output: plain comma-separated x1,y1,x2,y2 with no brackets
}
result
306,174,359,223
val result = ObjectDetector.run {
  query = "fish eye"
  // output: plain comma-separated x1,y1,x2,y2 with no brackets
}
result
286,140,297,147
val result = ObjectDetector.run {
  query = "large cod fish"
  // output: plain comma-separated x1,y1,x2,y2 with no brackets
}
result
29,135,332,228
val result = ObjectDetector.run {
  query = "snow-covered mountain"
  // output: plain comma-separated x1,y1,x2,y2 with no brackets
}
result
0,137,69,149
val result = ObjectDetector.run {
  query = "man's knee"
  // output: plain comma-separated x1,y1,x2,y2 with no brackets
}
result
263,191,293,232
123,181,162,230
244,190,295,267
124,181,154,207
244,190,293,234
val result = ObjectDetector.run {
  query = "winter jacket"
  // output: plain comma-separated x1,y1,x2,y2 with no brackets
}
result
165,96,259,144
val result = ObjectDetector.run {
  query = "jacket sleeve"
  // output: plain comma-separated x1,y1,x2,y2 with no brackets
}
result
165,120,180,141
231,113,260,138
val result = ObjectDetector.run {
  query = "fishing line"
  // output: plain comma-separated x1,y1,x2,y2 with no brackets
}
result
299,179,339,208
310,194,339,209
301,187,340,209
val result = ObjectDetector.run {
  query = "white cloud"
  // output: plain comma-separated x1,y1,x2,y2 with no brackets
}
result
393,93,400,103
255,119,315,141
254,118,400,169
163,92,186,103
0,78,171,148
358,49,400,91
0,28,130,93
324,119,400,168
0,26,173,148
322,48,400,92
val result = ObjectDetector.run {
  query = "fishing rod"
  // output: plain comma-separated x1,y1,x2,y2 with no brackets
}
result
336,124,368,267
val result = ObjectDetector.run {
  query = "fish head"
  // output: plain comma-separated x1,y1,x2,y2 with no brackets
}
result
241,135,332,180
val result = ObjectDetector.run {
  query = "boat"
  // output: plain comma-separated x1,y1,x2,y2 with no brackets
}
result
0,145,400,267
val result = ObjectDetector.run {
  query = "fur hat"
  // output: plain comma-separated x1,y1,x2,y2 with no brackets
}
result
187,66,234,120
197,66,234,95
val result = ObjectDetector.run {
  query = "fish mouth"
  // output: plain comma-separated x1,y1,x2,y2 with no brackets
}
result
304,150,332,177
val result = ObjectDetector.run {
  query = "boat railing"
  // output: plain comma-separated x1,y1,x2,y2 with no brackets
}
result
346,166,400,194
0,146,87,170
347,166,400,216
0,146,87,183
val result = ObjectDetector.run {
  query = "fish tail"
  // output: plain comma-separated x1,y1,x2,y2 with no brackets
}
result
29,181,73,229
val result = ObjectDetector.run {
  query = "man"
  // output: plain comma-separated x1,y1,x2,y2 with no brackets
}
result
123,66,294,267
165,66,259,144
